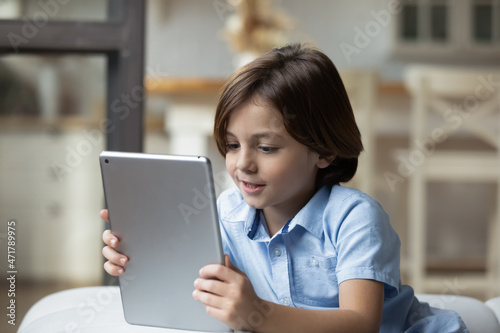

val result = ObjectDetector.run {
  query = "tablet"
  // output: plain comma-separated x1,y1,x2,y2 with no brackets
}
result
99,151,231,332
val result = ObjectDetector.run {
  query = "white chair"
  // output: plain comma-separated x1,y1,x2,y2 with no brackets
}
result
403,65,500,298
339,69,378,196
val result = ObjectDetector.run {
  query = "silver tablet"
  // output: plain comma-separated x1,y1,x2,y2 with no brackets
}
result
99,151,231,332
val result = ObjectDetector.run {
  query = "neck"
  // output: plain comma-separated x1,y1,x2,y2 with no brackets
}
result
263,187,317,237
262,209,291,237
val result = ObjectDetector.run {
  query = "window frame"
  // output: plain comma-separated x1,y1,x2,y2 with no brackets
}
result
392,0,500,62
0,0,146,152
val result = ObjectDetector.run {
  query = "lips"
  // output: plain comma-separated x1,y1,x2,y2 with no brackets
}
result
241,180,265,194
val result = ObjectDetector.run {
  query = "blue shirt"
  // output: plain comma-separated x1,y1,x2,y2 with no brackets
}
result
217,185,469,332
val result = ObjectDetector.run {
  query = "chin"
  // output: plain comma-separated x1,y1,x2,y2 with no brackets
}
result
242,197,265,210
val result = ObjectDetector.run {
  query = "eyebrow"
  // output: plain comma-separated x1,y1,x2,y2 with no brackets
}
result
226,131,283,140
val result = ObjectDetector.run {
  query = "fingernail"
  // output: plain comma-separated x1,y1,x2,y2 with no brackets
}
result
111,239,116,247
194,279,198,287
117,268,124,274
199,268,203,275
120,257,126,265
192,290,197,297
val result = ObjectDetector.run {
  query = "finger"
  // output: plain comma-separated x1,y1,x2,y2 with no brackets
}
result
199,264,235,282
192,297,241,332
99,209,109,222
201,306,236,330
102,245,128,266
104,261,125,276
102,229,119,248
192,289,225,310
194,278,226,296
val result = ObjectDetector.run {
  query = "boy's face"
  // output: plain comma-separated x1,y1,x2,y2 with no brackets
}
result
225,100,329,223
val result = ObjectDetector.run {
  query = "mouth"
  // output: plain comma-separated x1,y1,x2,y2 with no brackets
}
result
241,180,265,194
243,181,263,188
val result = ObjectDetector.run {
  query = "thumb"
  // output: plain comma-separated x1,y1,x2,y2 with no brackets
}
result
224,254,245,275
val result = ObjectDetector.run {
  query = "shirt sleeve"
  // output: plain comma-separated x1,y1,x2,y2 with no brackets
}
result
332,193,401,299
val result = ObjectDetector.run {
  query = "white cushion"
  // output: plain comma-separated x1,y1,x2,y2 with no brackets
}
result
485,297,500,325
19,287,500,333
416,294,500,333
19,286,193,333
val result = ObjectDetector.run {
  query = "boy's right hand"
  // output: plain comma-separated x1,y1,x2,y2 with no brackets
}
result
101,209,128,276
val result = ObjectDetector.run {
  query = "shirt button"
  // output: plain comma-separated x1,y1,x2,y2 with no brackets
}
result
282,298,290,306
311,258,319,267
273,248,282,257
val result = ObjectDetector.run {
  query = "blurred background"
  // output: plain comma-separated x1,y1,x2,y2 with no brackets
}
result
0,0,499,329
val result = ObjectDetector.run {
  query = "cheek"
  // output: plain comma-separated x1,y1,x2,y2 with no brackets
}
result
282,157,318,180
260,161,285,179
225,155,236,174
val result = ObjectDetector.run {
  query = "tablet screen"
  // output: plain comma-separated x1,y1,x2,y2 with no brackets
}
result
100,151,230,332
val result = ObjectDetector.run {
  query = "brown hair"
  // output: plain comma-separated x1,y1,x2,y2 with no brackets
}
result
214,43,363,187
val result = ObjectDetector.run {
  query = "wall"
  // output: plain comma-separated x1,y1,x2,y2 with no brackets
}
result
145,0,403,80
146,0,234,78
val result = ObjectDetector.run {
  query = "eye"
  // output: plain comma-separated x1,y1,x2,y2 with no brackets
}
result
225,143,240,151
259,146,279,154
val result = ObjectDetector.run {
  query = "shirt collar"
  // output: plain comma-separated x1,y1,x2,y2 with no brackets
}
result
222,192,258,232
286,185,330,239
222,185,331,240
248,210,272,241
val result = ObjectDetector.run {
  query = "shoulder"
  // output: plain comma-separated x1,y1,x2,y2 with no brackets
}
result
325,185,388,221
327,186,401,291
321,185,395,246
295,185,392,241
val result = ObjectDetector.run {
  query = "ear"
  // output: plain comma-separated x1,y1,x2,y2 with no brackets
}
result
316,155,335,169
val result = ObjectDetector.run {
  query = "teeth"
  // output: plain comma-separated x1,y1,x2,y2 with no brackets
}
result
246,182,256,189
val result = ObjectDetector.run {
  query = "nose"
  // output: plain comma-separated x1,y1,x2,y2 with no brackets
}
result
236,148,256,173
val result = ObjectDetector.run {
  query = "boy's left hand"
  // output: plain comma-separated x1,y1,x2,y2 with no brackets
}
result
193,254,265,331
